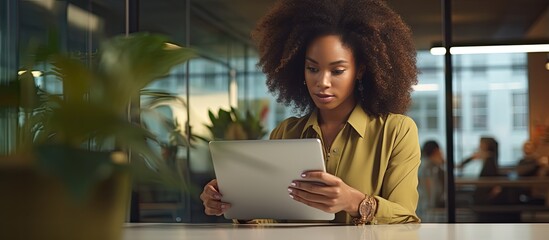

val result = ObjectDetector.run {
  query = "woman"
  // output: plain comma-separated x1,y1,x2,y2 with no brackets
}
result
459,137,499,178
458,137,501,204
200,0,420,224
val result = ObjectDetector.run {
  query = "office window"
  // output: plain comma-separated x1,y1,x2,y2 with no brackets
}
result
453,95,462,130
512,146,523,164
471,93,488,130
274,103,287,126
425,96,438,130
408,99,421,129
407,95,438,131
512,92,528,130
204,73,216,89
420,67,440,79
511,54,527,76
471,56,487,77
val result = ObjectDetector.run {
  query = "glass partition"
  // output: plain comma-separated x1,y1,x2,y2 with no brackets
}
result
402,0,544,223
2,1,125,155
452,53,530,222
407,51,447,222
448,0,547,223
135,0,189,223
0,0,17,154
136,0,262,223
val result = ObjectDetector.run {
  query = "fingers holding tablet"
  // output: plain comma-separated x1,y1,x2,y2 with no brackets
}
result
288,171,364,215
200,179,232,216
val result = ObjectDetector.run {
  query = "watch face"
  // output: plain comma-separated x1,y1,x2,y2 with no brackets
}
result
359,199,368,217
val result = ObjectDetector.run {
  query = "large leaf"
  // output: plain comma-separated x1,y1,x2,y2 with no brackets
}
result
51,54,93,102
140,90,188,110
98,33,195,112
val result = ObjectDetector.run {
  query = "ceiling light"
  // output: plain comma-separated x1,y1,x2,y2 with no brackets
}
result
412,84,439,92
29,0,55,11
430,44,549,55
67,4,100,32
18,70,43,77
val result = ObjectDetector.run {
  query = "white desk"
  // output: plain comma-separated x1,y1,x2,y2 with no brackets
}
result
123,223,549,240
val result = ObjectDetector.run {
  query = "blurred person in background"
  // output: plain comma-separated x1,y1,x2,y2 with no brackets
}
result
458,137,503,204
417,140,445,222
459,137,522,222
516,140,549,205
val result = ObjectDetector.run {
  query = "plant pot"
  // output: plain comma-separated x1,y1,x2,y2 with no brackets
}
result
0,155,130,240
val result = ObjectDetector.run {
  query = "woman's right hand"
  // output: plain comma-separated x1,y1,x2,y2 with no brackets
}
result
199,179,231,216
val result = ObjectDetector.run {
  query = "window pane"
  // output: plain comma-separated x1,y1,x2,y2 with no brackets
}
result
412,51,446,223
471,93,487,130
454,52,529,223
0,0,17,154
512,92,528,130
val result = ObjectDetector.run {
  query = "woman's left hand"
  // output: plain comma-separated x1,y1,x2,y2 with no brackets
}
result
288,171,365,216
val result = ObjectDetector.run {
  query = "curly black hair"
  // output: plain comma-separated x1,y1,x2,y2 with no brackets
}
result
252,0,417,116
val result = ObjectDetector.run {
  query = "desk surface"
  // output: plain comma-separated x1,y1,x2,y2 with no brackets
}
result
123,223,549,240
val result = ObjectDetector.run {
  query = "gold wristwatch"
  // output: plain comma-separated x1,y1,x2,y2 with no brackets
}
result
352,195,376,225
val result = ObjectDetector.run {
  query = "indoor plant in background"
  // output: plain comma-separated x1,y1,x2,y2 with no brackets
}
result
202,107,268,141
0,32,194,240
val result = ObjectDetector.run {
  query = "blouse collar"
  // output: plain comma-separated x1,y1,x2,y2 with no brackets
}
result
301,104,370,139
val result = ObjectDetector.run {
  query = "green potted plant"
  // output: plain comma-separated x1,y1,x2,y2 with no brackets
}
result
202,107,268,141
0,32,194,240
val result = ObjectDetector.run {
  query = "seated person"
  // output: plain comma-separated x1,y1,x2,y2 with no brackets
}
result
516,140,549,176
458,137,501,204
516,140,549,204
199,0,421,225
417,140,445,222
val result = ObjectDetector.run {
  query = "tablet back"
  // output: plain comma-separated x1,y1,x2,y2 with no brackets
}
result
209,139,334,220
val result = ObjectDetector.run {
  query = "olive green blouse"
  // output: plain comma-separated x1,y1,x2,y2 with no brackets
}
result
270,104,421,224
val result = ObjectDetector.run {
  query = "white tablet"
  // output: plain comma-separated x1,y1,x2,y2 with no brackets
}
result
209,139,335,221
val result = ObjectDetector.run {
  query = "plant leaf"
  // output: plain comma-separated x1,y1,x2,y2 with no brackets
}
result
51,54,92,102
99,33,195,112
